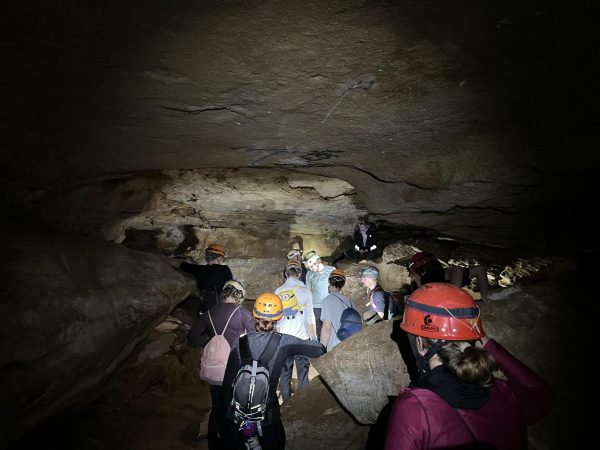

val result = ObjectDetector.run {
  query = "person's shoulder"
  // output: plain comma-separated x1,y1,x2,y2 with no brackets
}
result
396,387,435,409
339,292,354,303
294,280,310,292
322,293,336,304
373,287,386,297
209,302,234,315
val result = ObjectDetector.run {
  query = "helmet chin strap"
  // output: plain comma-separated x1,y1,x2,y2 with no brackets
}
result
410,336,446,375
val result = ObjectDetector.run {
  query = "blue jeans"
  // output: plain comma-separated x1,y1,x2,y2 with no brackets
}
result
279,354,310,401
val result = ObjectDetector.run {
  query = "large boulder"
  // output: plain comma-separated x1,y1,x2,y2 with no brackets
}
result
0,223,193,447
312,320,412,424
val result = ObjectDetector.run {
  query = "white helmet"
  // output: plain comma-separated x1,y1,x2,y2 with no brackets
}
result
287,249,302,259
304,251,320,267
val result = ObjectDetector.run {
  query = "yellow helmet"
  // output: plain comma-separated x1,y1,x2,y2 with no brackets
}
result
206,244,226,258
253,293,283,321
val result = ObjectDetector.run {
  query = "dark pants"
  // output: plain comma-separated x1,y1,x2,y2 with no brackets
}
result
209,384,223,450
346,248,380,261
313,307,322,340
221,419,286,450
279,354,310,400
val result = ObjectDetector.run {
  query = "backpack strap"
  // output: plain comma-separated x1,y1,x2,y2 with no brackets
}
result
208,306,241,336
221,306,241,335
238,332,282,366
258,332,282,366
330,294,351,338
239,334,252,365
332,293,350,310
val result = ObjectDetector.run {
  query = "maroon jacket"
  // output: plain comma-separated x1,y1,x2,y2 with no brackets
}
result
385,339,553,450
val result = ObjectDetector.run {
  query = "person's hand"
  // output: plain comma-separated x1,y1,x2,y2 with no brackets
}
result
475,335,490,348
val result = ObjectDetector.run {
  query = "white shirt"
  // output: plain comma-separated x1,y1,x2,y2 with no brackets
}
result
275,277,315,340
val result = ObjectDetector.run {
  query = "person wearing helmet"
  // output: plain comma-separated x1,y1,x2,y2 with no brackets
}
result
385,283,553,450
274,259,317,401
179,243,233,315
320,268,359,351
360,266,387,319
186,280,254,447
331,216,381,264
220,293,325,450
282,246,307,283
407,251,490,301
304,250,335,340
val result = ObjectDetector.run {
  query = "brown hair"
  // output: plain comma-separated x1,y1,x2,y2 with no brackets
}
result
255,320,276,333
329,276,345,289
423,338,497,387
286,266,301,278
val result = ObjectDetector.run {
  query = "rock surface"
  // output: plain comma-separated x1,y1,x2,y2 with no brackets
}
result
0,223,193,447
3,1,594,250
312,320,411,424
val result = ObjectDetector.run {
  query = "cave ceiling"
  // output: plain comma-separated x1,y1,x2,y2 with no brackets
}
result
1,0,594,250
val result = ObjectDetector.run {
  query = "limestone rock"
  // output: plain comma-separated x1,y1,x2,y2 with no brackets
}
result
312,319,411,424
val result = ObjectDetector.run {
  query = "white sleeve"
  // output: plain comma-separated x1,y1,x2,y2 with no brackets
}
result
301,286,316,325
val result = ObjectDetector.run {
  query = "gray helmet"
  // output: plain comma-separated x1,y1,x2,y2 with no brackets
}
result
360,266,379,279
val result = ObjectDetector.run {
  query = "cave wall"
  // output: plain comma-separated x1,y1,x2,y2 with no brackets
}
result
0,223,193,447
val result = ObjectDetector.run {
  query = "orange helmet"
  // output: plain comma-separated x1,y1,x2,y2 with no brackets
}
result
400,283,484,340
408,251,436,274
329,268,346,281
253,293,283,321
206,244,226,258
285,259,302,274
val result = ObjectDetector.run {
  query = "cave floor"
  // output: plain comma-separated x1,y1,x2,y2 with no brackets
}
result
10,299,314,450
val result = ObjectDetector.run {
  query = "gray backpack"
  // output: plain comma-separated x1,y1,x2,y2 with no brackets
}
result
229,333,282,428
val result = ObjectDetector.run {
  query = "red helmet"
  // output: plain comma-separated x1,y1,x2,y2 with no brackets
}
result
408,251,436,274
400,283,484,340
